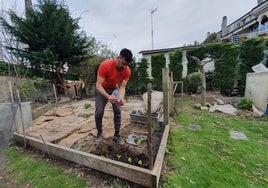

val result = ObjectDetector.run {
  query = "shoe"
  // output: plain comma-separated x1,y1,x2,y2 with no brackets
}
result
95,132,102,142
114,135,125,145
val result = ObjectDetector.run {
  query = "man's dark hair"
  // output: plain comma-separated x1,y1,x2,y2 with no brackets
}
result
120,48,133,63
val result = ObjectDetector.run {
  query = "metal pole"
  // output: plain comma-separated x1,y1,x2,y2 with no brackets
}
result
151,8,157,50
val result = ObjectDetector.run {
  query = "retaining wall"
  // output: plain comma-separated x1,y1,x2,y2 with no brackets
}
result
245,72,268,112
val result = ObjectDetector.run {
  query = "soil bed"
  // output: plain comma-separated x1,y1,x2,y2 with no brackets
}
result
72,123,164,168
24,97,165,170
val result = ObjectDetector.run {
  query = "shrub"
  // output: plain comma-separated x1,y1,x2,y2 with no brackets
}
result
236,98,253,110
186,72,202,93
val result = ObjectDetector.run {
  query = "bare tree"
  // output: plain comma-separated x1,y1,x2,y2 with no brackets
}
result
0,0,25,65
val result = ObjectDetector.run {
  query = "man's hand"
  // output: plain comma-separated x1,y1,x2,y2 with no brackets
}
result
108,95,119,104
108,95,125,106
117,98,125,106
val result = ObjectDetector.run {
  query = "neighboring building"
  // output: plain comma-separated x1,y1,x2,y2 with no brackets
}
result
139,46,198,79
139,0,268,78
218,0,268,44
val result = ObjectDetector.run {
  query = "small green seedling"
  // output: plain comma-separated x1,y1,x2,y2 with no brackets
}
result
137,160,143,166
127,157,132,163
165,147,170,154
152,122,157,132
84,103,91,109
116,154,121,160
136,138,143,145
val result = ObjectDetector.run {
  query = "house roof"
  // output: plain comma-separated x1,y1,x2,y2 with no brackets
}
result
139,45,199,55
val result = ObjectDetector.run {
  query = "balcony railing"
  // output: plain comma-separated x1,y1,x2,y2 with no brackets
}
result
222,30,268,44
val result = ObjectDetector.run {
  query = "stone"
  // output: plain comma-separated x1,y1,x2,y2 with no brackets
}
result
229,130,248,140
188,124,201,130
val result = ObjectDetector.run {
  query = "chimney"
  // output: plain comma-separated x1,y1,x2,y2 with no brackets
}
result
257,0,263,5
25,0,32,10
221,16,228,37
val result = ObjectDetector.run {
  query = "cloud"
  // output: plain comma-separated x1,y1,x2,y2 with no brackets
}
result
2,0,258,59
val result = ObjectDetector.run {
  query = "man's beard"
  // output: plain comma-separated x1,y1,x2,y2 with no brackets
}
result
116,66,124,71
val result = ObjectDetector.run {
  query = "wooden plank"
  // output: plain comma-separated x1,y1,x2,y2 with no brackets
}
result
130,120,147,124
169,72,174,117
152,124,170,187
13,129,169,187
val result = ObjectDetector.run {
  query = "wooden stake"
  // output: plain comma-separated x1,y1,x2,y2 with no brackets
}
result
162,68,169,125
40,134,50,156
169,71,174,117
147,83,153,170
9,80,18,132
53,84,58,116
16,90,27,148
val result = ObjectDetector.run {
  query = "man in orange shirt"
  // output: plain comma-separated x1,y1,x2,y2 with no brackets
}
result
95,48,133,145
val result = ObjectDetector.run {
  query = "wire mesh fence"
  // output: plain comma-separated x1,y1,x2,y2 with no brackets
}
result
0,103,18,184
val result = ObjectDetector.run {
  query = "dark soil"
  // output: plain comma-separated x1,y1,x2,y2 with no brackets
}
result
88,123,164,169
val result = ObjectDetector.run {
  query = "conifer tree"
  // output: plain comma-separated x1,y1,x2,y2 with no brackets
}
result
0,0,89,87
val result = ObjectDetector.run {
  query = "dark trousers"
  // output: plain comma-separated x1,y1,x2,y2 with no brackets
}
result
94,88,121,136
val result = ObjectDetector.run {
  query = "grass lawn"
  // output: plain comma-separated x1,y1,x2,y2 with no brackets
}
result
2,147,87,188
161,98,268,188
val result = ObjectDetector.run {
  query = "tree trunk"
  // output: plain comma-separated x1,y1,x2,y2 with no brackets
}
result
200,67,206,106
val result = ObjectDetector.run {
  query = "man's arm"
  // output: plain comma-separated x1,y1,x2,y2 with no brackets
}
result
96,76,109,99
119,80,128,98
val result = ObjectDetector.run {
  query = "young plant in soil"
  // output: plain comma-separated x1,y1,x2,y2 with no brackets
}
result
127,157,132,163
137,160,143,166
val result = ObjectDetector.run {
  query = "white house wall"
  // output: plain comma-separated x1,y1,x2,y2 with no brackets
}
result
164,53,170,68
143,54,152,79
143,51,189,80
203,58,215,73
182,50,188,78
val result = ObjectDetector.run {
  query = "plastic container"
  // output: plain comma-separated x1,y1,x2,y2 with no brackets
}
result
130,111,158,123
111,89,121,102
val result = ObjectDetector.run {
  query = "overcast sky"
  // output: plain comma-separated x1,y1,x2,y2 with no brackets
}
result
1,0,259,59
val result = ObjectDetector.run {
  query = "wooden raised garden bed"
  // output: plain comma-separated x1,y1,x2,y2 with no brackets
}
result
13,122,169,188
